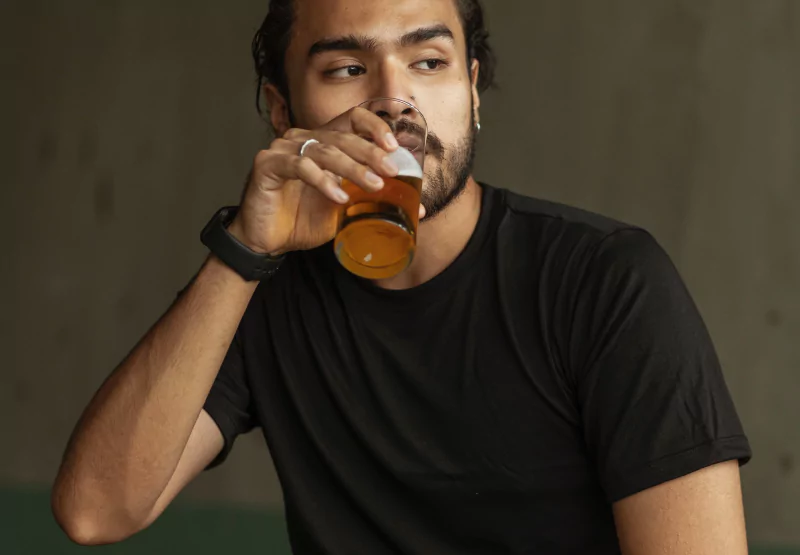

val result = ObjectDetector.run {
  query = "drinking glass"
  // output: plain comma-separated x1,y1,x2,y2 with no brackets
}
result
334,98,428,279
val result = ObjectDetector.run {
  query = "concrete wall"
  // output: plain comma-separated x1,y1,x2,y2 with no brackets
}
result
2,0,798,550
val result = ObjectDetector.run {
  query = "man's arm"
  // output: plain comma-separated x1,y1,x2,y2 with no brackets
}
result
50,109,405,546
613,461,748,555
559,229,752,552
51,256,257,546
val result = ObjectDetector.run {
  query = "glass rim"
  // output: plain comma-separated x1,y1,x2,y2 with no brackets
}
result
356,97,428,155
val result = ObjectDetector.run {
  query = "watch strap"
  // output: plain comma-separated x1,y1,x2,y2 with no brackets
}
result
200,206,284,281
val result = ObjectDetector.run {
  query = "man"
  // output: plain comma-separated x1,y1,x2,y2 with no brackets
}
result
52,0,752,553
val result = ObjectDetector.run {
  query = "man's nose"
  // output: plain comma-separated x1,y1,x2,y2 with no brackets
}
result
363,97,417,122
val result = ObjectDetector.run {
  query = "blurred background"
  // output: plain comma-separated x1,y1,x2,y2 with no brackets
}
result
1,0,798,553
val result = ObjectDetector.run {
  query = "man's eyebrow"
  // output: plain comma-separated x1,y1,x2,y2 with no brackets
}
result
308,25,455,58
397,24,455,48
308,35,379,58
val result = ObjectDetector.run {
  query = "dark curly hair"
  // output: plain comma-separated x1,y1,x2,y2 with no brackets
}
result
251,0,496,115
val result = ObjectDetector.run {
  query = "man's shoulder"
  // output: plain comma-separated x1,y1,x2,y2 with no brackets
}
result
498,187,637,238
491,186,664,275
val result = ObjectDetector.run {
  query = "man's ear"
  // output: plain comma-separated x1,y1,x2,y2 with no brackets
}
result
263,84,291,136
470,59,481,125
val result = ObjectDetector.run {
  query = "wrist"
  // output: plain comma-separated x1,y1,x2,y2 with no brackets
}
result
229,220,288,258
226,218,270,255
200,206,285,282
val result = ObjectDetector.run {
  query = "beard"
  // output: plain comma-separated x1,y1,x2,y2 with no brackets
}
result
420,116,478,221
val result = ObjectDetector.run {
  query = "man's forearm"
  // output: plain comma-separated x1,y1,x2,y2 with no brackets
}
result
52,255,257,537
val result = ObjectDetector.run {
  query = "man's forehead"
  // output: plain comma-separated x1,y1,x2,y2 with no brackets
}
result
291,0,463,47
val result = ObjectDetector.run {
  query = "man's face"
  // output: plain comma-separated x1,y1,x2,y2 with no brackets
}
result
276,0,480,219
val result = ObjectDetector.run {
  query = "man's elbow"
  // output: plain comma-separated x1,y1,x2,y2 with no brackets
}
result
57,516,117,546
51,489,144,546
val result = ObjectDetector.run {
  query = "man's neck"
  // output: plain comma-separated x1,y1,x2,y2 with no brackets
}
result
372,177,483,290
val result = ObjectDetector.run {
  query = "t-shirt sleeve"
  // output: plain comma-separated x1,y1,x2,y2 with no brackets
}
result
203,328,257,469
568,228,751,503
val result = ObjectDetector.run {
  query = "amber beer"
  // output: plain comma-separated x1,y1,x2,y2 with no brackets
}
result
334,147,424,279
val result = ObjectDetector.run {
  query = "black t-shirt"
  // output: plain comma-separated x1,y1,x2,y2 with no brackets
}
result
203,183,751,554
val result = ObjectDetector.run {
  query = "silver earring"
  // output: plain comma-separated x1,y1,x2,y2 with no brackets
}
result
476,122,481,133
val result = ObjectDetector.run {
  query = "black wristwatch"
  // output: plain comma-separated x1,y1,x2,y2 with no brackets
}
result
200,206,285,281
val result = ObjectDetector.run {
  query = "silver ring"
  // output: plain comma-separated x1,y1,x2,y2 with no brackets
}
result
299,138,319,157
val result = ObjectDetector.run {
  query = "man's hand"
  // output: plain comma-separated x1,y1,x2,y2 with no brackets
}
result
229,106,422,256
613,461,748,554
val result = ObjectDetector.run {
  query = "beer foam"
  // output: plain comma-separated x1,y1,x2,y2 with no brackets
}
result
388,146,423,179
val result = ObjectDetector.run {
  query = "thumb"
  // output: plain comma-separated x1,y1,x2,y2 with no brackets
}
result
418,203,426,220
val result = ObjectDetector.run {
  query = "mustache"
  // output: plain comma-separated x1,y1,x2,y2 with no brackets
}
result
387,119,445,159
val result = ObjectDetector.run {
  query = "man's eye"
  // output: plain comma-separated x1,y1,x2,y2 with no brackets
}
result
326,65,366,78
413,59,447,71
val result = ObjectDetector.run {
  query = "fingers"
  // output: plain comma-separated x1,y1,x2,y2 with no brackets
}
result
259,107,407,205
255,150,349,204
274,128,399,193
303,107,398,152
313,130,400,178
282,128,399,180
347,107,399,152
300,140,387,193
284,105,398,167
252,143,428,216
